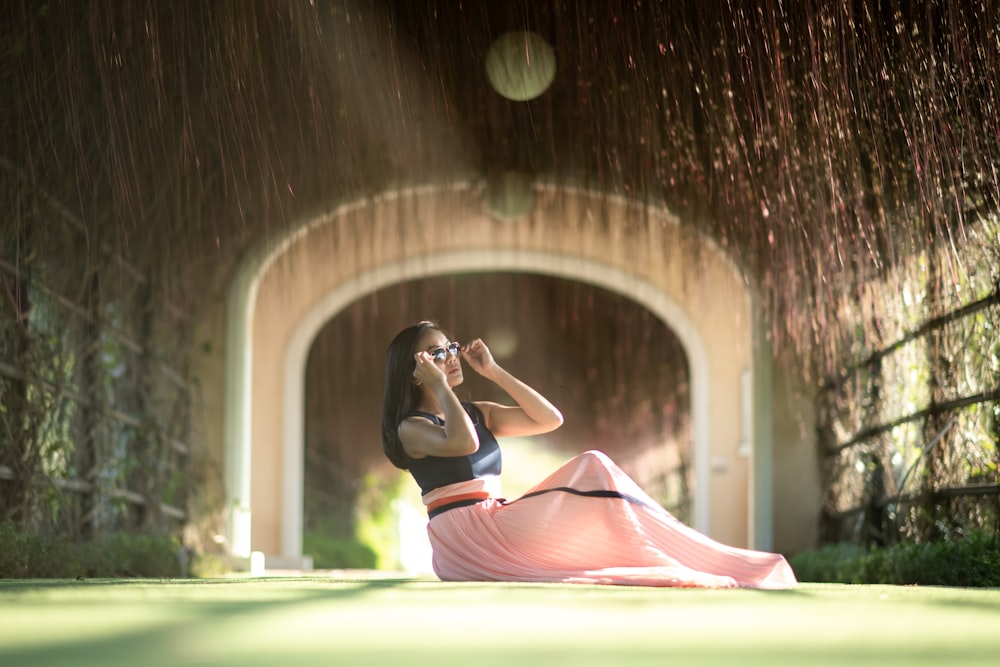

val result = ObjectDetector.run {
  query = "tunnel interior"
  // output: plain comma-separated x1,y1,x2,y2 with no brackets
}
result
302,271,692,568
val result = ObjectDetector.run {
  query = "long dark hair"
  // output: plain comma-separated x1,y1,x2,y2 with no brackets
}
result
381,320,443,469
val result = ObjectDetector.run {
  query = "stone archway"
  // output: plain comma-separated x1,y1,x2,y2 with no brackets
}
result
221,184,767,567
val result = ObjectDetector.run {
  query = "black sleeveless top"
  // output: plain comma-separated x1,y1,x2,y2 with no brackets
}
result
406,402,502,496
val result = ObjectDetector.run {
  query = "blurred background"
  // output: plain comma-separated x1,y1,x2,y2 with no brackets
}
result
2,0,997,576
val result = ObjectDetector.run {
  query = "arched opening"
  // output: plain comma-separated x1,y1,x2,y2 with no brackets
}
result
281,249,716,563
302,273,693,570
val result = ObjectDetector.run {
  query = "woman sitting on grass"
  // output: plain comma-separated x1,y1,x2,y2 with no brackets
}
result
381,320,797,589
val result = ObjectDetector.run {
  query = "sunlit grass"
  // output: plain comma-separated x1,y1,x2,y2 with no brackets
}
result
1,578,998,666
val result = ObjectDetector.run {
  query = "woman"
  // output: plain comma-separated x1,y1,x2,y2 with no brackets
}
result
381,320,797,589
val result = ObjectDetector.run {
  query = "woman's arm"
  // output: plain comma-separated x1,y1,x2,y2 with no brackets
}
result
462,338,564,438
398,351,479,458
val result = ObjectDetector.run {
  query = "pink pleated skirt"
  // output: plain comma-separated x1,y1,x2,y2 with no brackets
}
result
425,450,798,589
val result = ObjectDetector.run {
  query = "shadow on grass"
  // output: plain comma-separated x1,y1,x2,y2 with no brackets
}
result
792,581,1000,612
0,575,418,590
0,577,411,667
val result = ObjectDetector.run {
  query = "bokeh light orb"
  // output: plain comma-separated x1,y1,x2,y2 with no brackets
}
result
484,325,519,359
484,31,556,101
483,170,535,220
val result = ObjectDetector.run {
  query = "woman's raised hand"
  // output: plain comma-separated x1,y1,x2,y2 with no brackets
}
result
460,338,498,377
412,351,447,386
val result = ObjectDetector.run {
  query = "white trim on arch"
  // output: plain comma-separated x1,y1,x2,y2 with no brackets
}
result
280,250,714,560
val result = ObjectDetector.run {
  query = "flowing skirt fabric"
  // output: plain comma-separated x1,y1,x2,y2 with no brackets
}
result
426,450,797,589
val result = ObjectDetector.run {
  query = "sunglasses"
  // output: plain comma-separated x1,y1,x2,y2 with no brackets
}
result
428,341,461,362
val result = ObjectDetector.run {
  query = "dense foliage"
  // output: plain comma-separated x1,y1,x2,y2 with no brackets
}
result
0,520,184,579
790,532,1000,587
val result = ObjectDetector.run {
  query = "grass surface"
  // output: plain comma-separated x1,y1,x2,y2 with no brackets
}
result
1,577,998,666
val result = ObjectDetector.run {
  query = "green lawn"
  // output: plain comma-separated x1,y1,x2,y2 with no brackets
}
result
1,577,998,666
